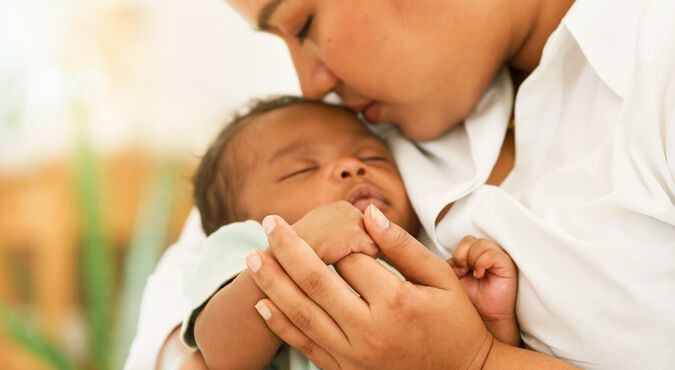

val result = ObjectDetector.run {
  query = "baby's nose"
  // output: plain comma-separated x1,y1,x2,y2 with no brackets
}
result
334,158,367,179
340,166,366,179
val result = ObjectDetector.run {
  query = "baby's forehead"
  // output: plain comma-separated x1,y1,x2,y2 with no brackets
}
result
244,103,379,142
226,103,384,165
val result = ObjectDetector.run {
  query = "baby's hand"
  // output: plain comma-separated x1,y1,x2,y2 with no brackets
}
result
449,236,517,324
291,201,378,265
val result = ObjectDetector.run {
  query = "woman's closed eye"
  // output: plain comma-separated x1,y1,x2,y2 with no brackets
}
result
279,165,318,181
295,15,313,44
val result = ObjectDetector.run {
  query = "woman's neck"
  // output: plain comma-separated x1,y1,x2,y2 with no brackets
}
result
507,0,575,74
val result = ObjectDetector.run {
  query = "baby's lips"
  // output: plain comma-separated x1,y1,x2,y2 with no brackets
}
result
352,197,386,213
346,183,388,213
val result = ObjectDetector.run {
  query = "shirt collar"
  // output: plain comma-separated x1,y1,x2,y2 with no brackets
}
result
562,0,644,98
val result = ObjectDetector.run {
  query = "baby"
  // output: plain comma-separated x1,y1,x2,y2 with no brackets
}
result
183,96,519,369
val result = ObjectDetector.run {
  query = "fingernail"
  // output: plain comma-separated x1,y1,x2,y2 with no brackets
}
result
262,216,276,236
369,204,390,230
255,301,271,320
246,252,262,273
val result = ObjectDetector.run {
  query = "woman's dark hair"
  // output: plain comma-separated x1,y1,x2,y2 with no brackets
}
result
193,95,349,234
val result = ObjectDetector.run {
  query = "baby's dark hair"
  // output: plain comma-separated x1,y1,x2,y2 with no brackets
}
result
193,95,351,235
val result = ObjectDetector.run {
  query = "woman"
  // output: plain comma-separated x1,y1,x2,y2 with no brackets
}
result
127,0,675,369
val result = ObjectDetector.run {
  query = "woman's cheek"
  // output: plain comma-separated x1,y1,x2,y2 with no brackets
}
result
319,31,354,70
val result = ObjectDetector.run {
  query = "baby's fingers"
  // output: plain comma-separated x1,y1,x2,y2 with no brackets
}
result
357,234,379,259
452,235,477,269
470,249,499,279
466,238,498,265
446,258,469,277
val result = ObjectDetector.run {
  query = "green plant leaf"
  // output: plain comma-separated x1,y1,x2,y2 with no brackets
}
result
73,101,113,370
0,302,75,370
113,159,178,369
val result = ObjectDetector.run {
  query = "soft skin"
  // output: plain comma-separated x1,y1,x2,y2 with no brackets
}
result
216,0,577,369
192,103,420,370
226,0,570,141
248,206,575,370
450,236,521,347
229,103,418,234
158,0,576,368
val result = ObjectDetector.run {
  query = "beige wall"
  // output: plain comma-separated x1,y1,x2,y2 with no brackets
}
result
0,0,300,367
0,0,300,172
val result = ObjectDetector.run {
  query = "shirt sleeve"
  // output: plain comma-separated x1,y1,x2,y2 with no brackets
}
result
180,220,268,348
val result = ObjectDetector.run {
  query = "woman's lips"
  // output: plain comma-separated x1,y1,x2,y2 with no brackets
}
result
362,102,381,123
347,101,382,123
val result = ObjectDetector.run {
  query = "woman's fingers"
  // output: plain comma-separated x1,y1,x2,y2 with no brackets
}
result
247,249,348,352
333,253,402,304
253,216,368,345
364,204,457,290
255,299,340,370
262,215,369,323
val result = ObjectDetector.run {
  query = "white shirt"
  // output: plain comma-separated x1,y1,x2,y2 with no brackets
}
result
125,0,675,368
393,0,675,368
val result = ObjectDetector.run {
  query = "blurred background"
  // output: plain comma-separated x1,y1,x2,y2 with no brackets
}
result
0,0,299,368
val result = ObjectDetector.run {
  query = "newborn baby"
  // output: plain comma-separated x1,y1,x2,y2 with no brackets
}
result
184,96,519,369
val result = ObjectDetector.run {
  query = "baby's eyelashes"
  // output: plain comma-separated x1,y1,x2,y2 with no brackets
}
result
359,156,389,163
279,166,319,181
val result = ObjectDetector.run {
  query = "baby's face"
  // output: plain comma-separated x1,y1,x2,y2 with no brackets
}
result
227,103,418,234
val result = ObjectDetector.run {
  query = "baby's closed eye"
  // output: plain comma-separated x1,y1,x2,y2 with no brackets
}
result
279,165,319,181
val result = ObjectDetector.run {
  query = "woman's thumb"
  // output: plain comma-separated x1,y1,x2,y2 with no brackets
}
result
364,204,456,290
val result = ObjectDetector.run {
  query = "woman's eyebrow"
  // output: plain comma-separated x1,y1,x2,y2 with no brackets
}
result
258,0,285,31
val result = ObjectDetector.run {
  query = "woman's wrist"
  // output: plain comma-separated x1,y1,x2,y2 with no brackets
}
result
483,340,579,369
466,332,495,370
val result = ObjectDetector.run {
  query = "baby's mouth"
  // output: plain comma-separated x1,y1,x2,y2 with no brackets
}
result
346,184,389,213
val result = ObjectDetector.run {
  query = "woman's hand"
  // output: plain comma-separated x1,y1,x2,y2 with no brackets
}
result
246,205,494,370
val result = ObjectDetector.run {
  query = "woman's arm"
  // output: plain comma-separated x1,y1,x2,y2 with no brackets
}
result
247,205,577,369
484,341,576,369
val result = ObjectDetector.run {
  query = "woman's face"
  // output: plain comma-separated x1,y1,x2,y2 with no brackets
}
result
226,0,511,141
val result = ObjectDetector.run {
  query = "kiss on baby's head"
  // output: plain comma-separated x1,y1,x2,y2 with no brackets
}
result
193,96,419,236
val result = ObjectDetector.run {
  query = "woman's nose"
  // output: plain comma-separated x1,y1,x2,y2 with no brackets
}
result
288,44,339,100
332,158,367,180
